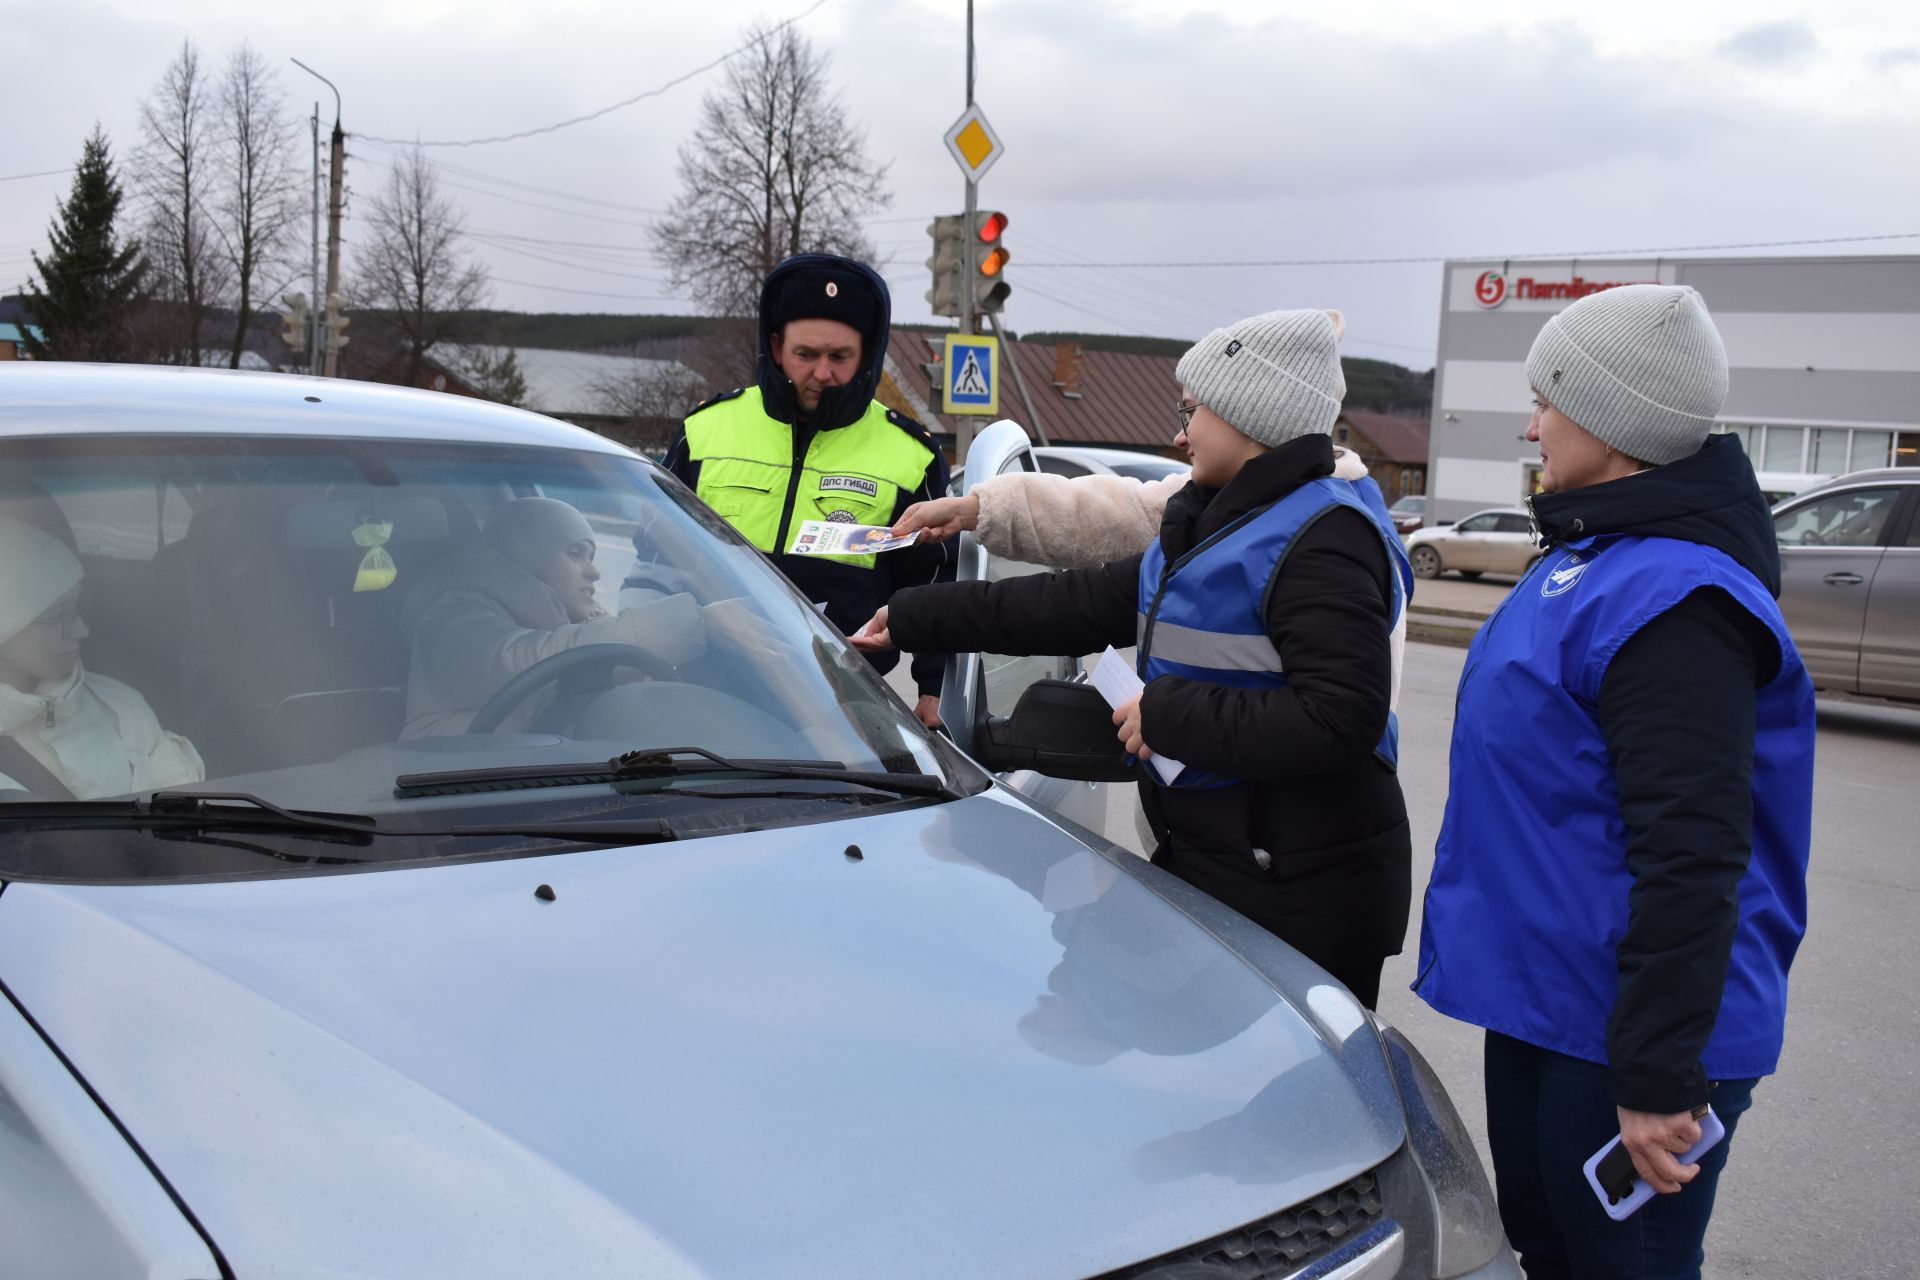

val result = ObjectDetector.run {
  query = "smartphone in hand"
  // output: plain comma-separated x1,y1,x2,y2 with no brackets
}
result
1583,1107,1726,1222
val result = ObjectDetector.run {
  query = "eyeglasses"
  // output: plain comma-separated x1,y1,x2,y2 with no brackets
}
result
1174,400,1201,432
28,606,85,639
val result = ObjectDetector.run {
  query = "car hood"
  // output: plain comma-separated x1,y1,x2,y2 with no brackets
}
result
0,790,1402,1280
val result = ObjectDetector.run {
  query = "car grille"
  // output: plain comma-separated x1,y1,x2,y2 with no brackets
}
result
1096,1168,1386,1279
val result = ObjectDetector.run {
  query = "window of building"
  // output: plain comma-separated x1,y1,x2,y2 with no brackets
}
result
1849,431,1893,470
1762,425,1806,472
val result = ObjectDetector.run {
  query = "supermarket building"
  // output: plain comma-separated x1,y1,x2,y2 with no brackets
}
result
1424,255,1920,523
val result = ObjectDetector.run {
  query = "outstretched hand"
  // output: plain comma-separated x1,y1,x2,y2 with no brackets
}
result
892,493,981,543
850,606,894,652
1113,694,1153,760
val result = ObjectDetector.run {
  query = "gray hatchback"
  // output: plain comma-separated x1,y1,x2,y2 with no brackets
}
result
1773,467,1920,703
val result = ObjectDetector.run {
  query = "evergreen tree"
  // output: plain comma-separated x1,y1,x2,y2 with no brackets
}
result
22,127,148,361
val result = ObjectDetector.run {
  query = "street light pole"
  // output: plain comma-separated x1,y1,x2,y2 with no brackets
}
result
307,102,321,375
291,59,345,376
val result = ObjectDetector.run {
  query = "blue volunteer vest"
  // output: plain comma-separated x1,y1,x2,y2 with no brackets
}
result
1136,476,1412,789
1415,534,1815,1080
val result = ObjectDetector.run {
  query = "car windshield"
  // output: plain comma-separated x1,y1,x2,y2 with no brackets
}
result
0,432,977,880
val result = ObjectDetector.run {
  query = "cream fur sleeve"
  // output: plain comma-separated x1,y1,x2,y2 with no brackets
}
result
972,471,1183,569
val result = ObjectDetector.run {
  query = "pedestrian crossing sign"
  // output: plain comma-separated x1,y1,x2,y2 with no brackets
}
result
943,334,999,416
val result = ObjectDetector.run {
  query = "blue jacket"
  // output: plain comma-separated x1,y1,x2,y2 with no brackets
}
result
1137,476,1410,787
1416,516,1815,1082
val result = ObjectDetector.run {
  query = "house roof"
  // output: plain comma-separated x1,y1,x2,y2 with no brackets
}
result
0,322,44,346
1337,409,1430,464
431,344,703,419
884,330,1182,451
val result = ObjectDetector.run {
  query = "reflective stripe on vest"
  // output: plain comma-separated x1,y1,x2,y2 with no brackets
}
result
1136,476,1410,788
1414,534,1815,1080
683,387,935,569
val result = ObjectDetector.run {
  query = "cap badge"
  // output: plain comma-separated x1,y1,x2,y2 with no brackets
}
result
825,281,839,298
1551,368,1563,383
1224,339,1242,357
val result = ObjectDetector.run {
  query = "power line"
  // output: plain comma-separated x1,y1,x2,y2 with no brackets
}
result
1019,231,1920,270
489,274,685,303
359,0,831,148
0,169,67,185
356,139,662,214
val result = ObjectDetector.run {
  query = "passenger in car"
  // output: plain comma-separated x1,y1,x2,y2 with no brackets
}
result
857,309,1413,1009
401,497,789,738
401,497,708,738
0,517,205,799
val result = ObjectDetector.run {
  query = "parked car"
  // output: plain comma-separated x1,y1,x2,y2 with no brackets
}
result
1772,467,1920,703
1388,494,1428,535
1753,470,1832,504
0,368,1515,1280
1404,507,1541,580
953,444,1190,492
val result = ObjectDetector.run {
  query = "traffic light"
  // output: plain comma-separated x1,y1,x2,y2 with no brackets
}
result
971,210,1010,315
925,214,966,317
322,293,350,356
278,292,310,350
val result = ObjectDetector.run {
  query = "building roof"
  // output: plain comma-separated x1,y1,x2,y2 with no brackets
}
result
431,344,703,420
884,330,1181,451
0,322,44,346
1336,409,1430,464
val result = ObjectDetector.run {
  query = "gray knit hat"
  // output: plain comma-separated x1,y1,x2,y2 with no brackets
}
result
1175,309,1347,448
1525,284,1729,466
483,497,595,575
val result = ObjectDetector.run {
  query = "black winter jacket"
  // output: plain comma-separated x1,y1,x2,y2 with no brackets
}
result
1532,433,1787,1113
889,435,1412,1001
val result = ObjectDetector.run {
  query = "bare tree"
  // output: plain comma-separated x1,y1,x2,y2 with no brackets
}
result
135,39,227,364
351,147,488,387
652,22,892,317
212,43,300,369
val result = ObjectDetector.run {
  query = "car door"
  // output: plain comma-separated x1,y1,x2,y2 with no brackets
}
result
1444,513,1498,571
1489,513,1539,573
1773,485,1903,693
940,420,1109,833
1858,487,1920,701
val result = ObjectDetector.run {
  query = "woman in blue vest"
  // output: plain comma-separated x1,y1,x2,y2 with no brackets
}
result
1415,285,1815,1279
855,308,1415,1009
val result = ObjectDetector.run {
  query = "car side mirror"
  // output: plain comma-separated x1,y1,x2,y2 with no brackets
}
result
972,679,1136,782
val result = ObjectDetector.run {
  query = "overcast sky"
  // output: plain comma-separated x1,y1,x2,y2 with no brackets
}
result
4,0,1916,366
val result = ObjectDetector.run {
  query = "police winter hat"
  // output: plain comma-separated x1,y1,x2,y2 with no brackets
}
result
764,261,882,341
0,517,84,646
1526,284,1729,466
483,498,596,576
1175,309,1347,448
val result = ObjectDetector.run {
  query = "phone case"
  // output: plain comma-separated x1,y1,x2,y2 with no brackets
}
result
1582,1107,1726,1221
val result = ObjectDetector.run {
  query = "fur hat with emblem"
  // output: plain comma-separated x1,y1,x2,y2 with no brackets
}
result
1175,309,1348,448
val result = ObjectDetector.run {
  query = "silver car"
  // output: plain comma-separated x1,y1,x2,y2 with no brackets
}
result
1773,467,1920,703
1404,508,1542,580
0,363,1515,1280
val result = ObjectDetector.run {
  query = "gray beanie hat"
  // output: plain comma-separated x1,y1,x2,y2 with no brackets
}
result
1175,308,1347,448
1525,284,1729,466
483,498,595,575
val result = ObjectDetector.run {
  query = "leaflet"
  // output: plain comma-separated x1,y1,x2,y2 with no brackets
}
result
1088,646,1185,785
788,520,920,556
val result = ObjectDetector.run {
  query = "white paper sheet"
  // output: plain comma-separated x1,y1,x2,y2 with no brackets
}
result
1088,646,1184,784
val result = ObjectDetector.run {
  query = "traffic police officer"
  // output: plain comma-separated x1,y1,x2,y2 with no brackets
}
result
662,254,953,726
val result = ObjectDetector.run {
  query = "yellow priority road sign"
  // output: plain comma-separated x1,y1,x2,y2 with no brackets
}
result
943,334,999,417
943,105,1004,181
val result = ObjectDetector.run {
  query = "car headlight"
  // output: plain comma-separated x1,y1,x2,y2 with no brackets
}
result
1373,1017,1506,1279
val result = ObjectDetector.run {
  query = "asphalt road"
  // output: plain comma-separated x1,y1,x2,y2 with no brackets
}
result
895,630,1920,1274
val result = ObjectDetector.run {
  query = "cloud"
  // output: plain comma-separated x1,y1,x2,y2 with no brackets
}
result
1874,46,1920,72
1716,20,1820,68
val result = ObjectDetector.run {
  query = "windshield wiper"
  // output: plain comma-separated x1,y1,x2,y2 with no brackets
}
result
0,793,681,849
393,746,954,801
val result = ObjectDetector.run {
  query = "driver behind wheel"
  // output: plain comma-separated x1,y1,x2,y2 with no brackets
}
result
0,517,205,798
401,498,785,738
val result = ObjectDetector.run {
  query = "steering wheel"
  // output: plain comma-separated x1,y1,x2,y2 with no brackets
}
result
467,643,680,734
1799,529,1826,547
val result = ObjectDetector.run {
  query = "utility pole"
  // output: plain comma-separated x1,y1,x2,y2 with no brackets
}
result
308,103,322,375
960,0,977,342
292,59,345,376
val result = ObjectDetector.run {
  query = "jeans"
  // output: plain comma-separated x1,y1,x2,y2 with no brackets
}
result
1483,1031,1757,1280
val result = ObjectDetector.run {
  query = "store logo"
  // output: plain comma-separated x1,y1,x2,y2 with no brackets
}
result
1475,270,1507,308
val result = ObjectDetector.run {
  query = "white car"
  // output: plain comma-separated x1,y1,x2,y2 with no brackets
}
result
1405,507,1542,580
954,444,1190,491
